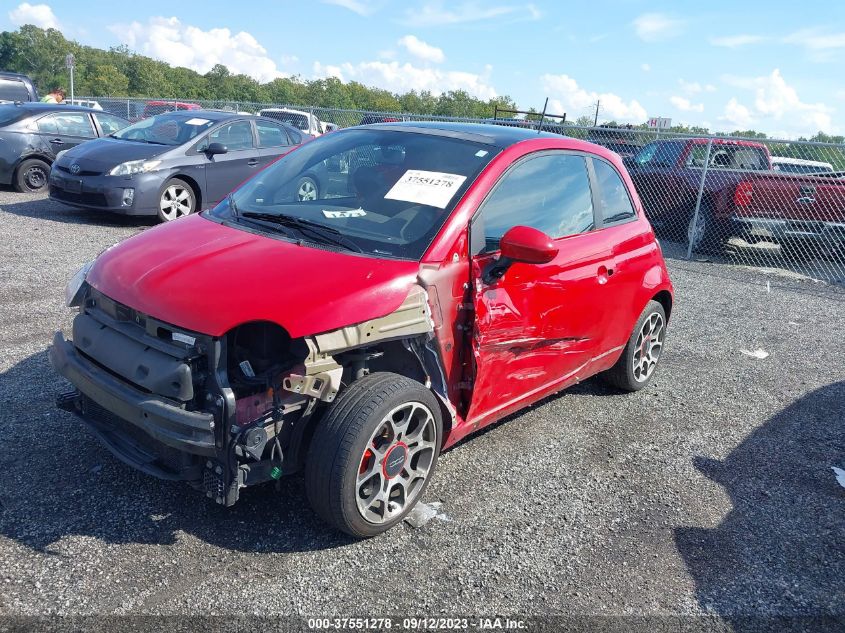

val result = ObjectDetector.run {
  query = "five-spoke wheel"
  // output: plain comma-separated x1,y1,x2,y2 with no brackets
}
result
305,372,442,537
157,178,196,222
603,299,667,391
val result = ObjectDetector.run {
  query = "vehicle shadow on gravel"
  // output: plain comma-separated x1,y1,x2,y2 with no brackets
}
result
0,352,356,555
674,381,845,630
0,197,157,228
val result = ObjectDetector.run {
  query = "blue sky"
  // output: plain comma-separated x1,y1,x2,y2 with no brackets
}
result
4,0,845,137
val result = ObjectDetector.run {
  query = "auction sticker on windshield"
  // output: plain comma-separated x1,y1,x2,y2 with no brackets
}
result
185,118,210,126
323,209,366,218
384,170,467,209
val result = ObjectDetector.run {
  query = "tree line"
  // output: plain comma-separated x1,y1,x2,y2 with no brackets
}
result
0,25,517,118
1,24,842,153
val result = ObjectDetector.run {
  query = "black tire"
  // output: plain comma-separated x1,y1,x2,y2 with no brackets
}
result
15,158,50,193
304,372,443,538
687,203,727,254
296,176,319,201
603,300,667,392
157,178,196,222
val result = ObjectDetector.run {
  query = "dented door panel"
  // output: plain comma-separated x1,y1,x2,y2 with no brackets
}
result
466,231,614,427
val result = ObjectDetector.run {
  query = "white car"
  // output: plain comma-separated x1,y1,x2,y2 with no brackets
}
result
771,156,834,174
67,99,103,110
259,108,323,137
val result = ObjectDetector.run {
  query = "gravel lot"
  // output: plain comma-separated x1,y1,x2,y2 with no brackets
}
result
0,190,843,627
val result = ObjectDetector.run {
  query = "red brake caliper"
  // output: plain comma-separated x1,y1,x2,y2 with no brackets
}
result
360,448,374,475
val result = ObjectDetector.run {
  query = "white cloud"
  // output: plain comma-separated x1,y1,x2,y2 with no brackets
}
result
720,98,753,128
670,96,704,113
541,74,647,123
679,79,716,95
632,13,685,42
783,27,845,51
710,34,765,48
641,63,651,72
110,16,286,83
8,2,59,29
313,60,498,100
321,0,375,16
405,1,538,27
718,69,834,135
398,35,445,63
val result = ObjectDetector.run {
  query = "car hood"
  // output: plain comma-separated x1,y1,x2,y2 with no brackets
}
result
86,214,421,338
56,137,172,172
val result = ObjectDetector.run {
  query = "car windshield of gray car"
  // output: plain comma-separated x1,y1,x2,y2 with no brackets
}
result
111,113,215,146
210,128,500,260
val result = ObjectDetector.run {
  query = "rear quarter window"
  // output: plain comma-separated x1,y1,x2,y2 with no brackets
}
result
0,78,31,102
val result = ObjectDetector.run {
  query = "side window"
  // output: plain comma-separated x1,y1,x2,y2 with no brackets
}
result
476,153,594,253
592,159,636,224
256,120,292,148
207,121,255,151
94,112,128,135
39,113,95,138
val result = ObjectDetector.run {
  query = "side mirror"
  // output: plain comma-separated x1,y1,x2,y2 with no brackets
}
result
205,142,228,156
483,226,557,284
500,225,558,264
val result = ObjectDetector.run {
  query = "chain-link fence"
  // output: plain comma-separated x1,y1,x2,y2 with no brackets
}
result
82,96,845,285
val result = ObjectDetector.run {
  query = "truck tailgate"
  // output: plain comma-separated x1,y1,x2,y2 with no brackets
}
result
735,174,845,223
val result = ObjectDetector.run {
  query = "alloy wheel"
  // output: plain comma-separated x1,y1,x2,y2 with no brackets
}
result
632,312,664,382
355,401,437,524
297,179,317,201
159,184,193,220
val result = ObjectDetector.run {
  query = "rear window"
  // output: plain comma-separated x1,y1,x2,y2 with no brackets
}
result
632,141,685,167
0,78,31,102
262,111,308,131
687,144,769,170
0,104,27,127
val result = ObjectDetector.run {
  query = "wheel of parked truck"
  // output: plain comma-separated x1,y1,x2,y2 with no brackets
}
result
305,372,443,537
157,178,196,222
296,176,319,201
603,300,666,392
686,203,726,254
15,158,50,193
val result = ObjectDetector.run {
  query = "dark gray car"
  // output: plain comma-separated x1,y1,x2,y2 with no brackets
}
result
0,102,128,192
48,110,307,221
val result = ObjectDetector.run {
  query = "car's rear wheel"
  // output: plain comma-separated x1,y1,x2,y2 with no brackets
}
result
15,158,50,193
687,203,727,254
603,300,667,391
304,372,442,537
296,176,319,201
157,178,196,222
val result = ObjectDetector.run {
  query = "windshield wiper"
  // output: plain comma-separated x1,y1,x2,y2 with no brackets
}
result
241,211,363,253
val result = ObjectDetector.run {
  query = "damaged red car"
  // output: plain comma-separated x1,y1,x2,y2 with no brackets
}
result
51,122,673,537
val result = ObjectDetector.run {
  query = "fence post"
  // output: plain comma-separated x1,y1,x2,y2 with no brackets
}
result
686,138,713,260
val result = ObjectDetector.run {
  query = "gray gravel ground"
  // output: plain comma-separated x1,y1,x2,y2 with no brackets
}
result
0,190,843,627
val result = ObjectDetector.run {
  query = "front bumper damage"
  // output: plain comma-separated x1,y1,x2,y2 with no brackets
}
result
50,283,451,507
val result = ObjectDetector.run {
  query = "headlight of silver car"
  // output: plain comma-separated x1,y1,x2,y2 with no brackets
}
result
108,159,162,177
65,260,94,307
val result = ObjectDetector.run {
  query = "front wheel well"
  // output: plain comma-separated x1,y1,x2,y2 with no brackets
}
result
169,174,202,210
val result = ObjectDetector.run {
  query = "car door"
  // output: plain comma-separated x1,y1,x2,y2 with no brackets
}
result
35,111,96,157
198,120,260,204
466,151,618,426
255,119,295,168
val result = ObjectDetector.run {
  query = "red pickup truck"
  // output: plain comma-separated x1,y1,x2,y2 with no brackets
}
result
626,138,772,250
731,172,845,256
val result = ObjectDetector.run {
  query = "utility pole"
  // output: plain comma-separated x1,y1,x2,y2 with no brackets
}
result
593,100,600,126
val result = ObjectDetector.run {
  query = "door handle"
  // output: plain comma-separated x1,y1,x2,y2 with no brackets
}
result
248,159,259,167
50,138,64,144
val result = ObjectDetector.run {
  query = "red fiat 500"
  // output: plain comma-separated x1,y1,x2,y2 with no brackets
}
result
51,122,673,537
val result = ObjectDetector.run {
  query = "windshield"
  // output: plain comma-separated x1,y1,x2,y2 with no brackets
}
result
632,141,684,167
262,111,308,131
112,113,215,146
209,128,500,260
